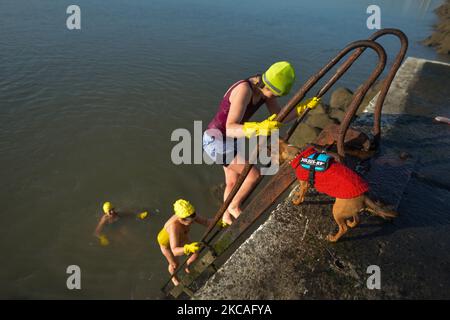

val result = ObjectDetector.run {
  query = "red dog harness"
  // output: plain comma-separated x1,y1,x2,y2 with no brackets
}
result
291,147,369,199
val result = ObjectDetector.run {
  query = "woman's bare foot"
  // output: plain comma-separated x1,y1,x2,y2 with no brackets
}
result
223,210,234,225
227,205,242,219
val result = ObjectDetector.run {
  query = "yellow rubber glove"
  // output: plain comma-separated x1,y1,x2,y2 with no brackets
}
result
99,234,110,246
242,114,282,138
296,97,321,116
183,242,202,255
138,211,148,219
216,219,229,228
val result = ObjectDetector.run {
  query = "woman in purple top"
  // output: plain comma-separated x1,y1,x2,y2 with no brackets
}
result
203,61,299,225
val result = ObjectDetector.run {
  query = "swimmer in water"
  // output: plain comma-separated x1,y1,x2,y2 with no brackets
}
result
94,202,147,246
94,202,120,246
157,199,213,286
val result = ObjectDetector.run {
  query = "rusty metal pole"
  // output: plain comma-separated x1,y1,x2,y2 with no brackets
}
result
369,29,408,145
336,29,408,159
286,28,407,142
337,48,387,158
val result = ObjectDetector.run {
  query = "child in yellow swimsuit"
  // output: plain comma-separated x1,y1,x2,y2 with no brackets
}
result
158,199,213,286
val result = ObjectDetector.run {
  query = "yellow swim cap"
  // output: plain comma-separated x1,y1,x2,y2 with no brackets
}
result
173,199,195,219
103,202,114,215
262,61,296,96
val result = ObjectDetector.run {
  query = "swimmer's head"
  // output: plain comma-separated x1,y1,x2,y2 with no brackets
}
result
103,202,116,216
174,199,196,225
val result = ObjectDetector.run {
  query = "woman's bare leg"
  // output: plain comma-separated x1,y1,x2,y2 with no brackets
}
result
223,155,260,219
222,165,239,225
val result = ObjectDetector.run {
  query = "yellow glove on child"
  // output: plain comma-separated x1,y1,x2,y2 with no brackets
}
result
242,114,282,138
183,242,202,255
296,97,321,116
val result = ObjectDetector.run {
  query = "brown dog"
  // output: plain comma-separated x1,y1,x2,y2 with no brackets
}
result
279,140,397,242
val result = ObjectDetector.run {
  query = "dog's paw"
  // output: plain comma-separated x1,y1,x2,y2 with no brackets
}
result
346,219,358,228
292,197,302,206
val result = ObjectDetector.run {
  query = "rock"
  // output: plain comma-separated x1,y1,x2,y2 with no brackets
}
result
423,32,450,55
305,113,338,129
308,102,329,115
288,123,321,147
422,0,450,55
329,108,346,123
357,81,383,114
329,87,353,110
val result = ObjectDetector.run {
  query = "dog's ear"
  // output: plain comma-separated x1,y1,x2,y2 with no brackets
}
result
279,140,301,163
277,139,289,163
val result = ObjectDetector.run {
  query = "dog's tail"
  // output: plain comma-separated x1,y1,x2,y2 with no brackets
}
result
363,196,398,219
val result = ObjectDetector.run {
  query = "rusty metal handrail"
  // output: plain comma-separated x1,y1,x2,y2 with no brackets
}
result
161,39,387,294
336,29,408,158
287,29,408,147
369,29,408,144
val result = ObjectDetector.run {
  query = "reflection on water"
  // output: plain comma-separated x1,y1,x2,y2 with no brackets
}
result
0,0,447,299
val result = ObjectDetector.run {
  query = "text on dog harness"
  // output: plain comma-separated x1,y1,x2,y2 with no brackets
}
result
299,151,332,186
